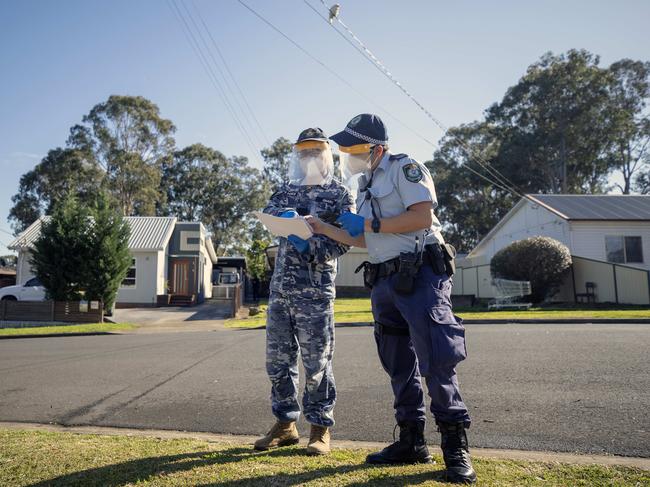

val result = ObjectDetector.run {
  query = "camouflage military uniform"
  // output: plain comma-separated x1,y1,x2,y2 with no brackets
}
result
263,180,353,427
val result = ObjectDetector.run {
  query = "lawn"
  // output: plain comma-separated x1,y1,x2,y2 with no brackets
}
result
0,322,136,336
0,429,647,486
225,298,650,328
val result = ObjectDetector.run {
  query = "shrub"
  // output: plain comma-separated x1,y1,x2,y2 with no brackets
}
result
490,237,572,303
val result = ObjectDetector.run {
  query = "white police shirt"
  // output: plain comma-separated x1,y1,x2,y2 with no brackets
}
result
356,152,444,264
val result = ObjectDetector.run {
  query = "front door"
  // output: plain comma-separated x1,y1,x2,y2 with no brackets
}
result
171,260,191,295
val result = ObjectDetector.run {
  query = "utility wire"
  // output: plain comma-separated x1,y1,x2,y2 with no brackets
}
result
310,0,527,199
167,0,263,163
235,0,440,151
191,0,271,147
300,0,517,195
238,0,516,195
174,0,262,159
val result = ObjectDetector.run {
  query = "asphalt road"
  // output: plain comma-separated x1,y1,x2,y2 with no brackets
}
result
0,323,648,457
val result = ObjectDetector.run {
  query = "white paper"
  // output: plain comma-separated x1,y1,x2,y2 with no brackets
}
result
253,211,314,240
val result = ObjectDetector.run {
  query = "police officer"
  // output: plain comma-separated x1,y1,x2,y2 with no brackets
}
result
306,114,476,483
254,127,354,456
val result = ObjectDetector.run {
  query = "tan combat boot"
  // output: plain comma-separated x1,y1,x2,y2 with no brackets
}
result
253,421,300,451
306,425,331,455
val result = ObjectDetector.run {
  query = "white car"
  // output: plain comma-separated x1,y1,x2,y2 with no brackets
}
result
0,277,46,301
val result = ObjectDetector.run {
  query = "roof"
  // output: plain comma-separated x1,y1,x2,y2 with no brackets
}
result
0,268,16,276
468,194,650,259
216,256,247,269
529,194,650,221
9,216,177,251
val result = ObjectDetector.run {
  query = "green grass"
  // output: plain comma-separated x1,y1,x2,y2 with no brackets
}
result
0,429,647,486
225,298,650,328
0,322,136,336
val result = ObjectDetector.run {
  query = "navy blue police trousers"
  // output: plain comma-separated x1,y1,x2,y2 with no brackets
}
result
371,265,471,426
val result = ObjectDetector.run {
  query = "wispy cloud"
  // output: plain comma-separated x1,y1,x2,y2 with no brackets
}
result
8,152,41,160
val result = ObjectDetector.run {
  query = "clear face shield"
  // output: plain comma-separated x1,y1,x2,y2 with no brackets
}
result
338,143,374,188
288,141,334,186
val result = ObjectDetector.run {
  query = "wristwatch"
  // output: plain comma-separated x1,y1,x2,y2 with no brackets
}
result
371,216,381,233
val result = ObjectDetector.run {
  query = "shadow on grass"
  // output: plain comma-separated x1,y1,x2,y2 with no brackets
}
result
27,446,449,486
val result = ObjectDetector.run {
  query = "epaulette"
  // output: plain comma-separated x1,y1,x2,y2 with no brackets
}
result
389,153,409,161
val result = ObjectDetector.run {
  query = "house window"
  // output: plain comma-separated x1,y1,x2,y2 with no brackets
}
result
121,258,137,287
605,236,643,264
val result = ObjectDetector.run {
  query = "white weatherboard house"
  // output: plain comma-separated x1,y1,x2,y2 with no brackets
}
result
9,217,218,307
459,194,650,304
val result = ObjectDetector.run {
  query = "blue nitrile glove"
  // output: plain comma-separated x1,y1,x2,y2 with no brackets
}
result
280,210,298,218
288,234,310,253
336,212,365,237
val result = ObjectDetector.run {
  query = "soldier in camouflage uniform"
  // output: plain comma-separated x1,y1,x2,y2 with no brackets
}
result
254,128,353,456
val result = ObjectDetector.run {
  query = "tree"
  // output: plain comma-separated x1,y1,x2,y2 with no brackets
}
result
486,50,615,194
245,222,273,281
8,147,103,232
490,237,572,303
30,196,91,301
606,60,650,194
162,144,227,221
162,144,270,253
204,155,270,252
261,137,293,188
426,123,516,252
68,95,176,215
82,194,132,313
635,170,650,194
0,255,17,269
30,193,131,312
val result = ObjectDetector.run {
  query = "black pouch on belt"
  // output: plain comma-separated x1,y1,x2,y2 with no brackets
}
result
355,261,377,289
442,243,456,277
394,252,420,295
426,244,447,275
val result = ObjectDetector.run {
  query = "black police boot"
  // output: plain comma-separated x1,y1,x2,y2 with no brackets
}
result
438,421,477,484
366,421,433,464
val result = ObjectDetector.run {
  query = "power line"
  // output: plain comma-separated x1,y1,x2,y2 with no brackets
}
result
235,0,440,151
309,0,528,200
300,0,519,195
174,0,262,159
235,0,519,196
190,0,271,148
303,0,512,193
167,0,263,163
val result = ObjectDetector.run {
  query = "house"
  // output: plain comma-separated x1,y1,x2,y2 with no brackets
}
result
459,194,650,304
8,217,218,307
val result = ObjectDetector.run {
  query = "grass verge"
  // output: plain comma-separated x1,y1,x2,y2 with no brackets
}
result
0,429,647,486
0,322,136,336
225,298,650,328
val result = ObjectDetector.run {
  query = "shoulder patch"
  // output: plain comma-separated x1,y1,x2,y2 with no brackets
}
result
402,162,423,183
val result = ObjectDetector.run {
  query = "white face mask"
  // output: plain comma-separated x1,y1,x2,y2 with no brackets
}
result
340,151,373,184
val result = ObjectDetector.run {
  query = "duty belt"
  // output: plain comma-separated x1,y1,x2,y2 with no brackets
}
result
354,243,455,289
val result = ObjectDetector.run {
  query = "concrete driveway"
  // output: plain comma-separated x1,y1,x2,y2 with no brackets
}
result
112,301,232,333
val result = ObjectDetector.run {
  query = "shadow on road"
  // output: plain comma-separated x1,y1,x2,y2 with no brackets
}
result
27,446,449,486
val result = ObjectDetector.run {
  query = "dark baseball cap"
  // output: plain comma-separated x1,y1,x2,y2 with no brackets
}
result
330,113,388,147
296,127,329,143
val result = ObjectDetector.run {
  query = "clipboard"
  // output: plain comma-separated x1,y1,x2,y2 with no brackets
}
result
253,211,314,240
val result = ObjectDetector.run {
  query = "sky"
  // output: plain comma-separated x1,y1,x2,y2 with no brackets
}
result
1,0,650,255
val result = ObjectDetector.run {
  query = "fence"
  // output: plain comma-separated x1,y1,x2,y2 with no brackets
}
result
453,256,650,305
0,300,104,324
212,283,243,318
